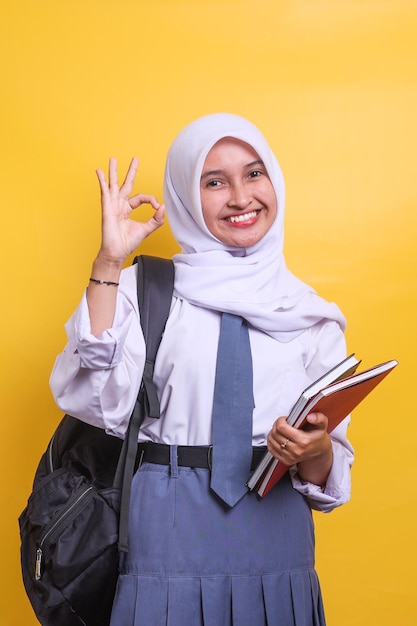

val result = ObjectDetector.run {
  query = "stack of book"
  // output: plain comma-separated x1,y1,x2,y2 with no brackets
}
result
247,355,398,497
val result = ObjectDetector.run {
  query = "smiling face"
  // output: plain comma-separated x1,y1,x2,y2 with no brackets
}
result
200,137,278,248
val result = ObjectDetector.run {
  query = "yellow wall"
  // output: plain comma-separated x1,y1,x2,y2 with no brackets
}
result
1,1,416,623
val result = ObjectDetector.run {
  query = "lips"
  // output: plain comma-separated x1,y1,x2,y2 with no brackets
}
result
224,210,260,224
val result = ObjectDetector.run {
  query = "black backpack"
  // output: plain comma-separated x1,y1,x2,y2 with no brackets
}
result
19,255,174,626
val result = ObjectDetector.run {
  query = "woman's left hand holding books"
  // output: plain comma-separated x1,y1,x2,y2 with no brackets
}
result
267,413,333,489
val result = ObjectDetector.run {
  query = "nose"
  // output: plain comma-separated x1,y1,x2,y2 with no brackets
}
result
227,181,252,210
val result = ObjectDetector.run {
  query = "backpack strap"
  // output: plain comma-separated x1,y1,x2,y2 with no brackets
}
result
116,255,174,552
135,255,175,419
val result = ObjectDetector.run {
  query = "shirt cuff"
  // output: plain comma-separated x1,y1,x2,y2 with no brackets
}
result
289,439,353,513
66,289,135,369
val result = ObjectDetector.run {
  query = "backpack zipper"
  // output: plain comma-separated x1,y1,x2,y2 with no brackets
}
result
47,431,56,473
35,484,95,580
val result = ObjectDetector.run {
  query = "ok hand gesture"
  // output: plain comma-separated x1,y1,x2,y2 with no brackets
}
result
96,157,165,265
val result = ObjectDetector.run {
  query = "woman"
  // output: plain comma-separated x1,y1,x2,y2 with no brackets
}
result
50,113,354,625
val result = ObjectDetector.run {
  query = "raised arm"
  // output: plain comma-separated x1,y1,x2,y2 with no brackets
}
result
87,157,165,336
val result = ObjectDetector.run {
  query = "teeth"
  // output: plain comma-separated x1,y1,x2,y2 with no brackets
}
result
228,211,258,224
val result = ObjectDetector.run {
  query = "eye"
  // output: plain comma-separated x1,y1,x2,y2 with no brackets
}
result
206,179,223,188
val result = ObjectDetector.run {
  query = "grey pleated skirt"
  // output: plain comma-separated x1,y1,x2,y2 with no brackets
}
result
110,448,326,626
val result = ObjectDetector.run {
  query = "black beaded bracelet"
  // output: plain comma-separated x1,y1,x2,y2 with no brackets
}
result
89,277,120,286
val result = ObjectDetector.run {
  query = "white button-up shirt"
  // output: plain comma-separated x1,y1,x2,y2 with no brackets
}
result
50,264,354,513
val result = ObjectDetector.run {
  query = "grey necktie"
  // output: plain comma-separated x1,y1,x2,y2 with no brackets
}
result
210,313,254,507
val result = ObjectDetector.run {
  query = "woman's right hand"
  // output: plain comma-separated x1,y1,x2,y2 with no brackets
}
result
95,157,165,266
87,157,164,337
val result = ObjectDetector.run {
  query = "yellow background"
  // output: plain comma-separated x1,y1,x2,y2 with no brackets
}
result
1,1,416,624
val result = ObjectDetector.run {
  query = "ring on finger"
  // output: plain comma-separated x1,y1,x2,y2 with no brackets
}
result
281,438,290,449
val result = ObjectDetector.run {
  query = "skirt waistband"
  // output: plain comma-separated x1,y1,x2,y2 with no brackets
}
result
137,442,267,471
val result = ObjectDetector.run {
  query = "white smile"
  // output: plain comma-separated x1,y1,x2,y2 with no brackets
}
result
225,210,259,224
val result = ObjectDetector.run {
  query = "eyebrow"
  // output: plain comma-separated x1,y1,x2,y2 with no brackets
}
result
200,160,265,181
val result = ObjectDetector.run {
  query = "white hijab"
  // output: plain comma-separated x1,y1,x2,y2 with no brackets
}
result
163,113,346,342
